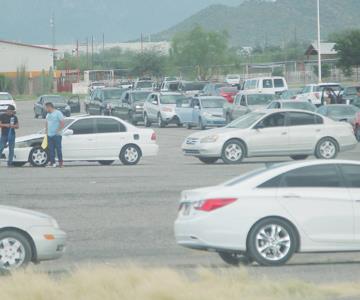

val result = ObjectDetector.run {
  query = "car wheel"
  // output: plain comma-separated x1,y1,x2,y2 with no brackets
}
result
144,114,151,127
218,252,253,266
29,146,49,167
120,144,141,165
198,157,218,164
315,137,338,159
290,155,308,161
0,230,32,271
98,160,115,166
158,114,166,128
199,118,206,130
221,139,246,164
356,127,360,142
247,218,297,266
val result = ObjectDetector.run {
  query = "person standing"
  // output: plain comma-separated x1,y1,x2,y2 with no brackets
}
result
45,102,65,168
0,105,19,167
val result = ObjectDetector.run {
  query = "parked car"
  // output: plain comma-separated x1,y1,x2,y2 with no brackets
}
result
178,81,208,97
34,95,72,118
182,110,357,164
278,89,301,100
0,205,66,270
202,82,230,96
225,74,241,86
341,86,360,104
67,95,81,113
175,160,360,266
3,116,159,167
217,87,238,103
0,92,16,114
143,92,188,128
176,96,227,130
242,77,288,95
133,79,155,91
223,92,276,123
118,80,133,89
88,81,106,94
317,104,360,123
112,90,152,125
267,100,317,112
296,83,342,105
87,88,124,116
160,81,180,92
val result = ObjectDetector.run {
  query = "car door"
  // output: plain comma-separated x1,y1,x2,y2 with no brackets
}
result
68,96,80,113
277,164,354,244
192,98,201,124
147,94,158,121
88,90,98,115
34,97,42,115
63,118,97,160
232,95,248,119
94,117,128,159
247,112,290,156
287,112,324,153
339,164,360,243
175,98,194,124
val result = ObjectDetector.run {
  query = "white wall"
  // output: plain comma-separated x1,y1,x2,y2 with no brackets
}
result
0,42,54,73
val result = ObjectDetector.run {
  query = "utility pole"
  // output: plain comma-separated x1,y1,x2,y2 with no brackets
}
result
140,33,144,53
50,13,56,68
102,33,105,68
91,36,94,69
86,37,89,70
317,0,322,83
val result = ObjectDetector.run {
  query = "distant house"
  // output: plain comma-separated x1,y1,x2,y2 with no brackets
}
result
0,39,55,78
305,42,338,60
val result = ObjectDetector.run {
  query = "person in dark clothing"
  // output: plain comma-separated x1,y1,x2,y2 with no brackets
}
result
0,105,19,167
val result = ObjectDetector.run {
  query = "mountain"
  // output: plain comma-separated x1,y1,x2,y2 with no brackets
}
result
154,0,360,46
0,0,242,44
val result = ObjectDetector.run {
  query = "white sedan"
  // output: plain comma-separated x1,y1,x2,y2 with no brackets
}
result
0,206,66,270
4,116,159,167
175,160,360,266
182,109,357,164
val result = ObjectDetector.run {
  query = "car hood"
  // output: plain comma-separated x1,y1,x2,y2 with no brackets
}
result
202,108,224,115
15,133,44,143
0,100,16,108
248,104,269,110
0,205,51,220
186,127,239,139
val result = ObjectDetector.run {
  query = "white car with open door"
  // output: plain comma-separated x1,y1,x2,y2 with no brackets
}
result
3,116,159,167
175,160,360,266
182,109,357,164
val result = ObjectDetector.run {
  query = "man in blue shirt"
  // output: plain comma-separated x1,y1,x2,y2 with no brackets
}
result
45,102,65,167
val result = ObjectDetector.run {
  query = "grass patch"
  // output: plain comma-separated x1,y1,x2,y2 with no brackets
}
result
0,265,357,300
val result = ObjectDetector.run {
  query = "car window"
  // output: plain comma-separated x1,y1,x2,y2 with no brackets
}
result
258,174,283,188
247,94,275,106
282,165,342,188
283,102,316,112
268,102,280,109
340,164,360,188
288,112,322,126
96,118,125,133
234,95,241,105
260,112,286,128
240,95,246,106
0,93,12,100
274,79,285,88
69,119,96,135
263,79,273,89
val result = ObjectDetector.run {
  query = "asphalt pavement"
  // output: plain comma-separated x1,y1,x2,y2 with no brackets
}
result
1,100,360,284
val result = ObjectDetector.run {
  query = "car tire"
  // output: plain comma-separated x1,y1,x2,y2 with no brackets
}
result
218,252,253,266
247,217,297,266
98,160,115,166
290,155,308,161
221,139,246,164
315,137,339,159
199,118,206,130
144,114,151,127
29,146,49,167
158,114,166,128
120,144,141,165
0,230,32,271
198,157,218,164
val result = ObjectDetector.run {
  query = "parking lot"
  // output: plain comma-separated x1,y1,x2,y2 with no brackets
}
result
1,100,360,283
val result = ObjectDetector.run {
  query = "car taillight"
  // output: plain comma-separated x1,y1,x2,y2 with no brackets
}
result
151,132,157,141
194,198,237,212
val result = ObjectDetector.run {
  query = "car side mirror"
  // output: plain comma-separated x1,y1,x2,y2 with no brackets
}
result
152,100,158,105
194,105,200,110
63,129,74,136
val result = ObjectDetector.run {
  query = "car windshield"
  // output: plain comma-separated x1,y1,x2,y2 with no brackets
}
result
160,94,187,104
104,89,123,100
227,112,266,129
283,102,316,111
183,82,206,91
0,94,12,101
44,96,66,104
247,94,275,106
328,106,359,117
133,92,151,102
137,81,153,88
201,98,225,108
317,85,342,92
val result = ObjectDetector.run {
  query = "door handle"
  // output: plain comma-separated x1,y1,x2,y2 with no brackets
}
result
315,129,321,132
281,132,288,135
282,194,301,199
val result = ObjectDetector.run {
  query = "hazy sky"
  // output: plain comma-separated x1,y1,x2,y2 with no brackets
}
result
1,0,242,44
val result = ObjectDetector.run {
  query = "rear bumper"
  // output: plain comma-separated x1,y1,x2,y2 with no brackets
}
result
140,143,159,157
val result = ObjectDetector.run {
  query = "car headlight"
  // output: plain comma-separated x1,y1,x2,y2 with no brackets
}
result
200,135,219,143
203,112,213,118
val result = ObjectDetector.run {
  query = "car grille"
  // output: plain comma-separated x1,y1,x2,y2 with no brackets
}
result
212,114,223,118
186,138,199,145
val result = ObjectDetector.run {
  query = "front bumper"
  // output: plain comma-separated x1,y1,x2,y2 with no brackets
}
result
182,141,222,157
28,226,67,262
2,147,31,162
203,117,226,127
161,112,179,124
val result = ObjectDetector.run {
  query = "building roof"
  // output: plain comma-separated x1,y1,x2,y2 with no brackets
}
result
0,39,56,51
305,42,337,56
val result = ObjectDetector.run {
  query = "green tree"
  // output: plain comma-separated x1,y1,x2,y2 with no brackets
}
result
170,25,231,80
333,30,360,75
131,51,167,77
16,65,27,95
0,75,12,92
39,68,54,95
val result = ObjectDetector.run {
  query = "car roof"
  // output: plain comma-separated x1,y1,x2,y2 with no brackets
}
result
0,92,11,95
275,99,312,103
196,96,226,100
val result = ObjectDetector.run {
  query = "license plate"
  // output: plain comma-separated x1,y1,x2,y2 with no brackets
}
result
181,203,191,216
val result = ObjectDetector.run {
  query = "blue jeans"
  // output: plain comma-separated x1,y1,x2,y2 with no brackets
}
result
48,135,63,164
0,134,15,166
